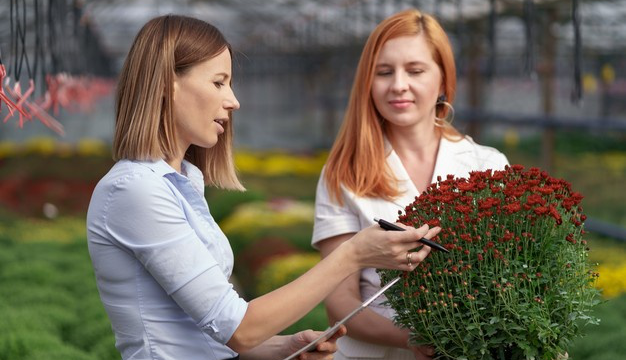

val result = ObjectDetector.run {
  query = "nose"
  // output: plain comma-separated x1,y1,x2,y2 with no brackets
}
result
225,88,240,111
391,72,408,93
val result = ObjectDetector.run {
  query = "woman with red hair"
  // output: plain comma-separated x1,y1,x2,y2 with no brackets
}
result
312,9,508,360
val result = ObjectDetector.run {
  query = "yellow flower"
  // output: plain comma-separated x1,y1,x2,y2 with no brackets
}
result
595,264,626,298
220,200,314,235
601,152,626,175
0,217,86,243
255,253,320,295
0,141,19,158
24,136,57,156
233,150,327,177
76,138,108,157
234,151,262,173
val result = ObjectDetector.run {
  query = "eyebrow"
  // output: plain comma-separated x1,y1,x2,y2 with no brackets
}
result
214,72,231,80
375,61,429,68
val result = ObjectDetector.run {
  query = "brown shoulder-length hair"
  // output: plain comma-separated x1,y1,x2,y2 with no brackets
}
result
113,15,243,190
324,8,459,203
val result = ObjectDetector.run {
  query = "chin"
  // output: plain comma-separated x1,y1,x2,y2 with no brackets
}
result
195,137,219,149
386,119,418,128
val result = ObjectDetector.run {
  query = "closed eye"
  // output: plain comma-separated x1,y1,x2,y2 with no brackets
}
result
214,82,225,89
408,69,424,75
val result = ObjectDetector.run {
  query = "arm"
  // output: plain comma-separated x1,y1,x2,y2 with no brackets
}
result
319,234,435,360
318,233,412,349
227,223,438,353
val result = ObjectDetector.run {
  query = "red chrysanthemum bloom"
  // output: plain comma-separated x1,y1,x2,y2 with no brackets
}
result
379,165,599,360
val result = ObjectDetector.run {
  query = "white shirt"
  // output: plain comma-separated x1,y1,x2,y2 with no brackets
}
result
312,136,509,359
87,159,248,360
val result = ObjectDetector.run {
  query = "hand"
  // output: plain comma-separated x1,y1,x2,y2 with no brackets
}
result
408,344,435,360
348,223,441,271
286,325,347,360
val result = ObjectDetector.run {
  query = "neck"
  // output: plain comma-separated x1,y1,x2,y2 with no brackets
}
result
167,138,193,173
166,147,187,174
386,123,440,160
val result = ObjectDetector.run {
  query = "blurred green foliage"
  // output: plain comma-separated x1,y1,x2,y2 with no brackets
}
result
205,187,266,224
568,294,626,360
0,239,116,360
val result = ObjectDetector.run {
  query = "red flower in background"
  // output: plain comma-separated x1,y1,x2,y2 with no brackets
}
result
381,165,599,360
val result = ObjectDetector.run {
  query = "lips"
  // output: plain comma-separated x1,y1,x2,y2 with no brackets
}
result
389,99,413,109
214,119,226,134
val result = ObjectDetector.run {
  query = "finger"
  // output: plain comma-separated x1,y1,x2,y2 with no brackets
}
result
401,226,442,254
327,324,347,341
400,224,430,242
409,246,432,264
315,325,346,352
396,242,433,271
394,224,441,244
425,348,435,357
423,226,442,239
300,329,319,343
417,346,435,357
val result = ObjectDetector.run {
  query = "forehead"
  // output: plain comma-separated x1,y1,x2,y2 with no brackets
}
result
191,48,232,75
376,34,435,64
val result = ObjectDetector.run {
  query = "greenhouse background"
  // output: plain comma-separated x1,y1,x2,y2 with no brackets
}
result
0,1,625,359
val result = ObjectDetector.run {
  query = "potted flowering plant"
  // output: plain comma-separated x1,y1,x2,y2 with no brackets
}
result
379,165,600,360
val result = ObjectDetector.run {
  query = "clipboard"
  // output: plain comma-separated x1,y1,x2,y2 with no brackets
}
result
281,276,401,360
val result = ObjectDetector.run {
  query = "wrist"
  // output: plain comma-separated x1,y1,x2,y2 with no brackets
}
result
335,239,361,274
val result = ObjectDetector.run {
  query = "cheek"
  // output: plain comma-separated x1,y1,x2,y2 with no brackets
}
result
414,78,439,99
371,84,385,106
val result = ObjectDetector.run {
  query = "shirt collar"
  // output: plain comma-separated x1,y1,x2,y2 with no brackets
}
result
139,159,205,190
180,160,206,190
140,159,178,177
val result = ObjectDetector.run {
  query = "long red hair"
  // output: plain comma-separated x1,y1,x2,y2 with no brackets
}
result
324,9,459,203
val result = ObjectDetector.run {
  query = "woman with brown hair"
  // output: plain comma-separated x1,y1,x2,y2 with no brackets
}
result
86,15,439,360
313,9,509,360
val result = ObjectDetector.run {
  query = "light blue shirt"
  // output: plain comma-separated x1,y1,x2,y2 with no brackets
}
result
87,159,248,360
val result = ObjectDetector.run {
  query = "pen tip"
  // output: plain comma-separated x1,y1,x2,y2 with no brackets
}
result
373,217,380,222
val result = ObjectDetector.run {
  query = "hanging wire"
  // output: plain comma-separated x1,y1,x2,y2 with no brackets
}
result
455,0,464,74
10,0,16,78
486,0,496,80
33,0,44,94
47,0,59,74
523,0,535,77
13,0,33,81
571,0,582,103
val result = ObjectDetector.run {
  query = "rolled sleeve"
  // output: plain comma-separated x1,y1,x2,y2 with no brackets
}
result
172,267,248,344
312,169,361,249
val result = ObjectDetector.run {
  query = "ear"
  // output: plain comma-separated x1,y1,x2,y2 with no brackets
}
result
438,83,445,101
167,74,181,105
171,74,179,96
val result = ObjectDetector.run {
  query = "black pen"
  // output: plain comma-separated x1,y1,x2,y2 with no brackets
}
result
373,218,449,253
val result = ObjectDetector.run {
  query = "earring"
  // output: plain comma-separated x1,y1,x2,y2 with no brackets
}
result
434,94,455,127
